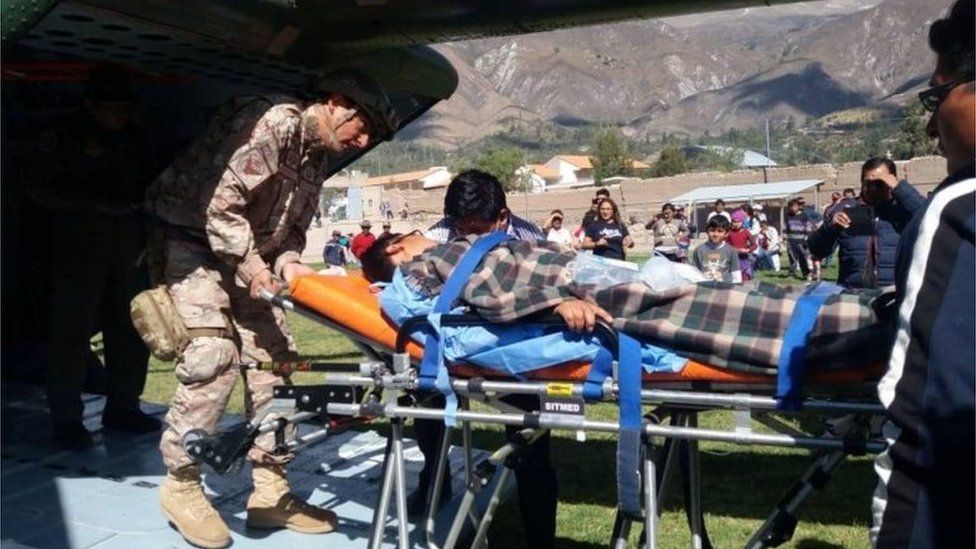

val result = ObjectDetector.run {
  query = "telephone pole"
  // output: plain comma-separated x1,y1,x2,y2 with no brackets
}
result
764,118,771,183
764,118,771,160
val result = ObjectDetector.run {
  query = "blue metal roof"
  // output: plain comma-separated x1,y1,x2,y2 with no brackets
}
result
668,179,823,203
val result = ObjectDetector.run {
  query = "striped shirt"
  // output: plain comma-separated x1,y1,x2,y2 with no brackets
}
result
424,214,544,244
873,163,975,547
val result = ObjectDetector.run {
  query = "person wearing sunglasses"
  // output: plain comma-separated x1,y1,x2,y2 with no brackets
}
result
872,1,975,547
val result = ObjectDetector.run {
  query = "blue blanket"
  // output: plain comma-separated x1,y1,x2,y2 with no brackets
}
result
380,269,687,376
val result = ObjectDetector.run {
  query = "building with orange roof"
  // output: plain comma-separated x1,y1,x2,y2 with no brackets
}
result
362,166,452,191
543,155,650,189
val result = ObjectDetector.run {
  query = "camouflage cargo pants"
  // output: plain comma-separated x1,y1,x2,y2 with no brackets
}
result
159,238,298,472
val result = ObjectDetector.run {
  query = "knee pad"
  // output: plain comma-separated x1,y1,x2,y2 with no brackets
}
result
174,336,238,384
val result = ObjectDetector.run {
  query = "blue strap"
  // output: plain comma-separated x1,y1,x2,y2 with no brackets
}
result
583,348,614,400
418,232,513,424
614,332,643,516
775,283,844,410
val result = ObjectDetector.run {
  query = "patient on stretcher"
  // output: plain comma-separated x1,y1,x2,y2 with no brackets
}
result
361,230,891,374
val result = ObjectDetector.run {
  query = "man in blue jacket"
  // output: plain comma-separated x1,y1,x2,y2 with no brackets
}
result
809,157,925,289
871,0,974,545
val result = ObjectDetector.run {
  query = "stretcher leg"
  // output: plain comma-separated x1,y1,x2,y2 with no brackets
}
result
369,432,398,549
444,478,477,548
425,424,454,549
470,466,512,549
368,418,411,549
686,414,705,549
612,416,678,548
745,450,847,549
610,514,632,549
643,445,659,549
392,419,411,549
460,400,479,531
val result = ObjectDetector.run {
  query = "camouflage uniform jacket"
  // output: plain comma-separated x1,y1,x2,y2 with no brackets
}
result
147,95,328,284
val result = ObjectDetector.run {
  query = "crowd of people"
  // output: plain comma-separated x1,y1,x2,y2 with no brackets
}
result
514,160,926,289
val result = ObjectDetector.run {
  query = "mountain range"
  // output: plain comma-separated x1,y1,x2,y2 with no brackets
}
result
398,0,952,149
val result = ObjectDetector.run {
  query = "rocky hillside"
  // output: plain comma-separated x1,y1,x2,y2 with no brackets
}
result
405,0,950,148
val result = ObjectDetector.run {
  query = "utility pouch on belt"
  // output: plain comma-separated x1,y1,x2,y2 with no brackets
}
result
130,286,190,361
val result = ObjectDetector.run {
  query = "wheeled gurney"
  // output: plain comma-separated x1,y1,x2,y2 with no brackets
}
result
184,273,887,549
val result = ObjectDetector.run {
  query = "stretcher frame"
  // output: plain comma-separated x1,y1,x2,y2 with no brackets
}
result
185,288,887,549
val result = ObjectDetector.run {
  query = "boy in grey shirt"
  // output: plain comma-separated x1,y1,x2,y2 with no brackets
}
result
691,216,742,283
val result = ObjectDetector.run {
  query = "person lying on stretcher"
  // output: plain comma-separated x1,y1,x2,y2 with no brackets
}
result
360,179,891,376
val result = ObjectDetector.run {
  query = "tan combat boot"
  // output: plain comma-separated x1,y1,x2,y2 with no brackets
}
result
246,464,338,533
159,467,231,549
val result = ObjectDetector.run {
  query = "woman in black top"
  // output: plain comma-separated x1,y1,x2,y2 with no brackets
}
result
582,197,634,260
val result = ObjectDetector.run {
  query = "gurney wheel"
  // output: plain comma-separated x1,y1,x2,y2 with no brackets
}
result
182,429,208,456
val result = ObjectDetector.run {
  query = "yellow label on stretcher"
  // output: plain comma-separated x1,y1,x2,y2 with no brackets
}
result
545,383,574,397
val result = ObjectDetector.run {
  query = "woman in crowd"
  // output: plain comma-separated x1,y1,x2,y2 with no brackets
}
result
582,198,634,260
647,203,689,262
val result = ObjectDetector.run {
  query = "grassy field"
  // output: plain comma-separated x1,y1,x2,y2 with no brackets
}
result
142,253,872,548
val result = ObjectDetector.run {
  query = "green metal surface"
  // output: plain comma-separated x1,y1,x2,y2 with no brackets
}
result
1,0,59,43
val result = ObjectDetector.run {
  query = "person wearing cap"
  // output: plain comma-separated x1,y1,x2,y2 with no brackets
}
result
146,68,397,547
351,219,377,259
380,221,393,237
31,64,160,452
544,209,574,246
323,230,347,267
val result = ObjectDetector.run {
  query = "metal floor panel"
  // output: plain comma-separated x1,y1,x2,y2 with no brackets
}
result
1,384,508,549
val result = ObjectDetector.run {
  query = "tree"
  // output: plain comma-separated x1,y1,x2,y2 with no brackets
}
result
891,101,939,159
476,147,527,191
651,147,689,177
591,128,630,184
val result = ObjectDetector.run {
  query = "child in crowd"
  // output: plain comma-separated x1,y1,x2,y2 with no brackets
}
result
755,219,782,272
690,216,741,283
784,198,815,280
727,210,757,280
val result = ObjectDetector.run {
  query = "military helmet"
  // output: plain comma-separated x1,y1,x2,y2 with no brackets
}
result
311,69,399,141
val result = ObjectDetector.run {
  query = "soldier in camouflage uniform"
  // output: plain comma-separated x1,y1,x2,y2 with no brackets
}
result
147,71,397,549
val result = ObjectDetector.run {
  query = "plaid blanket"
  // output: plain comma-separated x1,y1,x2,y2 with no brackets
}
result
401,236,889,373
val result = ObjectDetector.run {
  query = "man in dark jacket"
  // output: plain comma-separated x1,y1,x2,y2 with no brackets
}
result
809,157,925,288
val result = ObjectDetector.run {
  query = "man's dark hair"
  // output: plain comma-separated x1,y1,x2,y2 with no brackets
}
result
706,216,731,231
861,157,898,180
444,169,507,222
595,188,610,198
929,0,975,77
661,202,675,213
843,187,856,195
360,232,400,283
714,199,725,207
